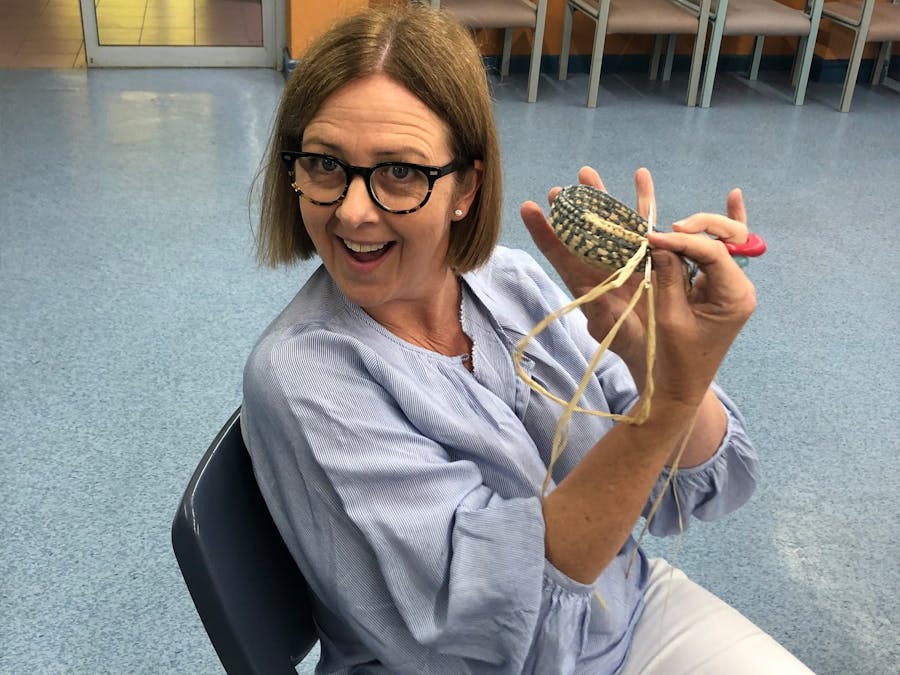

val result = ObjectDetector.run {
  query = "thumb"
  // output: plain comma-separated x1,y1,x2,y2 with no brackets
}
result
520,200,572,271
649,249,689,311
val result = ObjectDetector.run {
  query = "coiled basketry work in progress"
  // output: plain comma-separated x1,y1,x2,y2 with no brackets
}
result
551,184,649,269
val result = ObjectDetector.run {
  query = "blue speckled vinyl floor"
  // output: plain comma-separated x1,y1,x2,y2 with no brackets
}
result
1,64,898,674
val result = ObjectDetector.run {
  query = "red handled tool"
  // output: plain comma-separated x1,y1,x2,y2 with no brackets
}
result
724,232,767,258
723,232,766,267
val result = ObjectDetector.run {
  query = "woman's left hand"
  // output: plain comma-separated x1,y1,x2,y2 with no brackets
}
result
521,167,654,379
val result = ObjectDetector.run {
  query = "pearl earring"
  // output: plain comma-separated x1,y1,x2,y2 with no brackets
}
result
454,209,463,217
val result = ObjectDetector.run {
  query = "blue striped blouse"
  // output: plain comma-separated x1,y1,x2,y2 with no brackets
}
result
241,246,758,674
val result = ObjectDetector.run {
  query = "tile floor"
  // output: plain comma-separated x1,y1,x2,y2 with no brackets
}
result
1,66,898,674
0,0,262,68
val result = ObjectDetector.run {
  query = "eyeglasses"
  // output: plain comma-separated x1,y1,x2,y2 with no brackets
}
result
281,151,461,215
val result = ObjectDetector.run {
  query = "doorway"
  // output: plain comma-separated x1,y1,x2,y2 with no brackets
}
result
80,0,281,67
1,0,86,68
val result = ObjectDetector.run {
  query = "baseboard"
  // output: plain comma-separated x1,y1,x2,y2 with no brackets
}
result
492,52,900,83
811,54,900,82
283,47,299,78
286,49,898,84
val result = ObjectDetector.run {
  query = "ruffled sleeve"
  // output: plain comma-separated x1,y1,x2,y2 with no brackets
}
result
643,385,759,536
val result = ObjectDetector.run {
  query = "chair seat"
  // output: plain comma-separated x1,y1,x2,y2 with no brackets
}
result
441,0,538,28
823,1,900,40
610,0,702,33
714,0,814,35
572,0,701,33
561,0,713,106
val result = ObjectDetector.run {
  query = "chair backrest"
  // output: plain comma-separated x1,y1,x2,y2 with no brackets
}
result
428,0,548,102
820,0,900,110
172,408,318,675
434,0,541,29
823,0,900,37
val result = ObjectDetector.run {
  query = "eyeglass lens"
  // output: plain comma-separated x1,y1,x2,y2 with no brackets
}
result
295,155,431,212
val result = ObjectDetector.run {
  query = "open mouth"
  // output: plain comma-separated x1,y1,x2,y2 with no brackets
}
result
341,238,395,263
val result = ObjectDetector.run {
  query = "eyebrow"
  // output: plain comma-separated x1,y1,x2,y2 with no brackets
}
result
301,138,433,164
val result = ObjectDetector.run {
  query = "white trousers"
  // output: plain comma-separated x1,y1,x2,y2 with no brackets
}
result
619,559,815,675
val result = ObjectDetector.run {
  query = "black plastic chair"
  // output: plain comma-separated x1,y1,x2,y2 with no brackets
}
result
172,407,319,674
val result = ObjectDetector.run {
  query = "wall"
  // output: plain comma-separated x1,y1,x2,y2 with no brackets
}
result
287,0,368,59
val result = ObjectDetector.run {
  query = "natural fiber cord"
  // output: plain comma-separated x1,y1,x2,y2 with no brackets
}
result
514,184,692,590
513,185,660,496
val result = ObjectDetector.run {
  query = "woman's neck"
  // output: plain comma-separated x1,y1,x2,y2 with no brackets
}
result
365,272,472,359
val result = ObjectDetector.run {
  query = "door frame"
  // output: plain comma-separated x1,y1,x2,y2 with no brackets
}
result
79,0,283,68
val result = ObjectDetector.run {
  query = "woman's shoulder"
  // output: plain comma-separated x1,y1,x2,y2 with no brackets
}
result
466,246,570,325
480,245,544,277
244,269,373,387
474,246,564,296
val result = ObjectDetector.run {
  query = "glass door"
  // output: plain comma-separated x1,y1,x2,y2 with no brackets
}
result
80,0,281,68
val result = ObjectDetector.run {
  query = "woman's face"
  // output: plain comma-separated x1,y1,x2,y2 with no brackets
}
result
298,74,481,324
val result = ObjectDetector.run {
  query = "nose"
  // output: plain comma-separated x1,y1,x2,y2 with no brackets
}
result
334,174,379,226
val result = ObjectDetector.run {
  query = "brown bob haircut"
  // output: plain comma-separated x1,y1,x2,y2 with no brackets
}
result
255,4,502,273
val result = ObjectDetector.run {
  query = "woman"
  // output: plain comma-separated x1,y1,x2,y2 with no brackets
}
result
242,5,811,674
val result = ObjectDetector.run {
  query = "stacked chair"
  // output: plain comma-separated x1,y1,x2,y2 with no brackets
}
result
427,0,549,102
419,0,896,111
691,0,826,107
820,0,900,111
558,0,714,107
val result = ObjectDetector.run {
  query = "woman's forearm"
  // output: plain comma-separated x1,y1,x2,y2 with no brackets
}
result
541,398,700,584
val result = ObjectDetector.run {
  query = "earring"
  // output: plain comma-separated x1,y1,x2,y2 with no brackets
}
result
454,209,464,217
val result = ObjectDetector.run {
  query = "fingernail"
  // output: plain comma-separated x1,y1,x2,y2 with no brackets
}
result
672,219,685,229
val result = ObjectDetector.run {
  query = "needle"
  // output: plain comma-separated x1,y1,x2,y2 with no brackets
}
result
644,200,655,286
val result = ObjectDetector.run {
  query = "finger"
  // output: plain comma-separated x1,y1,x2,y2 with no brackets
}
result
577,166,606,191
633,168,656,222
521,200,573,271
548,186,562,206
672,213,748,244
550,166,606,207
726,188,747,224
648,248,690,314
648,231,745,292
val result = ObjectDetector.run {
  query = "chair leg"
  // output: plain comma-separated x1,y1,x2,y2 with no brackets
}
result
651,35,664,80
840,29,867,111
791,37,804,87
792,2,823,105
663,34,676,81
791,37,812,104
700,0,729,108
587,1,612,107
750,36,764,80
559,2,573,80
793,8,821,105
872,41,891,84
686,0,712,107
526,0,548,103
839,0,878,111
501,28,513,78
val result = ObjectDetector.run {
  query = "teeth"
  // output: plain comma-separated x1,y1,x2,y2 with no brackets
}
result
343,239,387,253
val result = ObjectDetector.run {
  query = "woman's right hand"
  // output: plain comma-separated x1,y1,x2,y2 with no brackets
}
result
645,227,757,407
